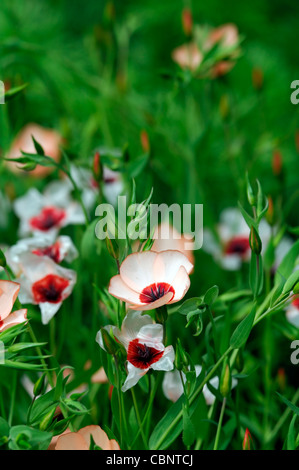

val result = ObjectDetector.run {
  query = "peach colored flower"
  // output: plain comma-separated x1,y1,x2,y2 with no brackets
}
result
6,123,62,178
54,425,120,450
108,250,193,311
172,42,203,72
151,222,194,267
0,280,27,332
91,367,108,384
207,23,239,49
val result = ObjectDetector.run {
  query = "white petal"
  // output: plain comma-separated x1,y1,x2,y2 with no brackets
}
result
117,310,153,347
169,266,191,303
162,370,184,402
119,251,159,292
121,362,148,392
137,323,164,345
108,275,141,305
40,302,62,325
150,345,175,371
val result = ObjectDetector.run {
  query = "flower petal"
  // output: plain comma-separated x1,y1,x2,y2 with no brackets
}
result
0,280,20,321
121,362,148,392
150,345,174,371
0,309,27,332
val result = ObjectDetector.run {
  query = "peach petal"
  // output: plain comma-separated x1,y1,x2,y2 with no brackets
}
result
55,432,88,450
0,280,20,321
0,309,27,332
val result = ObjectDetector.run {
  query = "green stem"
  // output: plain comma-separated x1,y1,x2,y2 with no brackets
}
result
213,397,227,450
27,323,54,387
131,388,148,449
8,370,17,426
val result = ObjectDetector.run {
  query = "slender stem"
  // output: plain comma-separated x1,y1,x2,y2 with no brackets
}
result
8,370,17,426
27,323,54,387
131,388,148,449
213,397,227,450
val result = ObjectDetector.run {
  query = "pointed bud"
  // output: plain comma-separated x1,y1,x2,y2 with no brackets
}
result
140,130,150,153
252,68,263,90
105,233,119,260
182,8,193,36
249,226,262,255
0,249,7,268
277,368,286,391
93,151,102,181
246,174,256,206
242,428,253,450
220,359,232,397
33,372,46,397
272,150,282,176
39,406,57,431
266,196,275,226
22,161,37,172
100,328,118,355
175,338,189,371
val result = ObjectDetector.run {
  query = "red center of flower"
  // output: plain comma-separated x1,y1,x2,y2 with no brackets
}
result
30,207,66,232
127,339,164,369
0,320,3,328
224,236,250,258
292,297,299,310
139,282,175,304
32,274,69,304
32,241,61,263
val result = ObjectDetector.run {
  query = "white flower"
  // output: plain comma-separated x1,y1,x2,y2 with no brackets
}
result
13,181,85,239
6,235,78,275
96,310,174,392
16,253,76,324
108,250,193,311
162,365,238,405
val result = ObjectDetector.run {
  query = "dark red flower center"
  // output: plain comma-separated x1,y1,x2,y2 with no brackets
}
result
32,241,61,263
32,274,69,304
224,236,250,258
292,297,299,310
127,338,164,369
139,282,175,304
0,320,3,328
30,207,66,232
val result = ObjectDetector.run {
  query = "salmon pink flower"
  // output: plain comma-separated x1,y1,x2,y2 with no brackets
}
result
54,425,120,450
0,280,27,332
6,123,62,178
108,251,193,310
16,253,76,324
6,235,78,274
96,310,175,392
13,181,85,238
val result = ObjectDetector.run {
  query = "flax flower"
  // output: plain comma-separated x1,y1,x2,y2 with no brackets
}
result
6,235,78,275
96,310,174,392
108,250,193,311
16,253,76,324
0,280,27,332
54,425,120,450
13,182,85,238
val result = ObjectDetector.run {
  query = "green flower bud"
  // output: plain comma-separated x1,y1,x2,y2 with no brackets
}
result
220,359,232,398
39,406,57,431
249,226,262,255
100,328,118,355
175,339,189,371
246,174,256,207
33,373,46,397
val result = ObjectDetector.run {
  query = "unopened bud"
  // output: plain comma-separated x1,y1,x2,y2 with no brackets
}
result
265,196,275,226
272,150,282,176
252,68,263,90
182,8,193,36
220,359,232,397
100,327,118,355
249,226,262,255
22,161,37,172
93,151,102,181
175,339,189,371
33,373,46,397
246,174,256,206
105,234,119,260
140,130,150,153
39,406,56,431
242,428,253,450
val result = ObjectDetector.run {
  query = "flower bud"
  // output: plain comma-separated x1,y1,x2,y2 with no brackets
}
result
33,372,47,397
182,8,193,36
140,130,150,153
93,151,102,181
100,328,118,355
246,175,256,207
265,196,275,226
105,234,119,260
249,226,262,255
252,68,263,90
220,359,232,397
22,161,37,172
0,249,7,268
272,149,282,176
175,339,189,371
242,428,253,450
39,406,57,431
